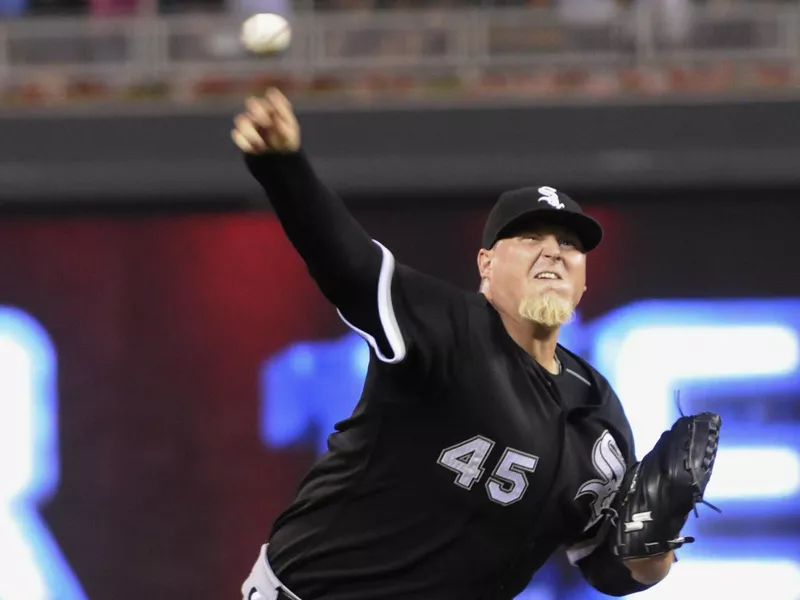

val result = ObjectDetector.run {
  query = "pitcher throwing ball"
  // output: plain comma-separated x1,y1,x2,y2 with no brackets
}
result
232,88,722,600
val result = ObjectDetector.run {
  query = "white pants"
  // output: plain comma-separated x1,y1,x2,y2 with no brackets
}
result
241,544,302,600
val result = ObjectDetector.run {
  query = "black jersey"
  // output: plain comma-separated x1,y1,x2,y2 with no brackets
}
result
245,151,639,600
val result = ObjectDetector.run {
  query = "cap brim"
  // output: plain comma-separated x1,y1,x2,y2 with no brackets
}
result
494,210,603,252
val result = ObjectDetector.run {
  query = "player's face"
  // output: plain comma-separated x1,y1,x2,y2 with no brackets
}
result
478,224,587,326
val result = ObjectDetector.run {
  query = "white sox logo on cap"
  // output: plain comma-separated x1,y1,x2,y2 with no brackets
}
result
537,186,565,210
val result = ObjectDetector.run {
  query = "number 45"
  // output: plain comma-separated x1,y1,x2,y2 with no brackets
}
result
437,435,539,506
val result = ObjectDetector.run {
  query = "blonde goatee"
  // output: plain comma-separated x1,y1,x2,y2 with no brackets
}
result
518,294,575,328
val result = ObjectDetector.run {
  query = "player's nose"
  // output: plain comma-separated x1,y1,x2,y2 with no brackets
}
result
539,235,562,258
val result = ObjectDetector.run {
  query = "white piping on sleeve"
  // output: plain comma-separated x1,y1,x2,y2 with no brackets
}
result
336,240,407,364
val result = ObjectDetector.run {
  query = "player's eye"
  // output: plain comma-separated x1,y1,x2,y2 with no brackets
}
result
559,238,576,248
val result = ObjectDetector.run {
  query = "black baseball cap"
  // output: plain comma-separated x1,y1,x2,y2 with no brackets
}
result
482,186,603,252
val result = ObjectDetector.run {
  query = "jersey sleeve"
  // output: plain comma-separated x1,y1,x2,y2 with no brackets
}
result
245,150,462,383
341,260,463,385
566,386,637,565
568,386,646,595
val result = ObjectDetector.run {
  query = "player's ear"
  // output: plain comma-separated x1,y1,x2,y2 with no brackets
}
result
477,248,492,280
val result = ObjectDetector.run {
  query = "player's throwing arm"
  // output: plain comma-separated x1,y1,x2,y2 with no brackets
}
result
231,88,405,369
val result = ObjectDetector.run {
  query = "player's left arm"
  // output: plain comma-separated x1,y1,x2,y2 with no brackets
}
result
607,397,676,586
581,390,722,595
575,386,675,595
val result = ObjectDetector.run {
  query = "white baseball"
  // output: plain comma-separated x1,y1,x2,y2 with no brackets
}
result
240,13,292,54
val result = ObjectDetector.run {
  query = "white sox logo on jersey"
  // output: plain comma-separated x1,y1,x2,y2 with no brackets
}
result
537,186,565,209
574,430,627,531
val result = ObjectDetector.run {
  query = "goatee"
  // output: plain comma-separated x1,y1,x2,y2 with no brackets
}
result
518,293,575,328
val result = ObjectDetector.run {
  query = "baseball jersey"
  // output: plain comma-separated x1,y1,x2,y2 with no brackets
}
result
245,151,638,600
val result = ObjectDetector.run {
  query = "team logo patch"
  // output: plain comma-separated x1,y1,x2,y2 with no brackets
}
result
574,430,627,531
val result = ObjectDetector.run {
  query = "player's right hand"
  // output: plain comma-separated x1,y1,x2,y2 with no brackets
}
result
231,87,301,154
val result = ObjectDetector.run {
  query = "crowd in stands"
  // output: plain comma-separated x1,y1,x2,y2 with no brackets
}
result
0,0,795,110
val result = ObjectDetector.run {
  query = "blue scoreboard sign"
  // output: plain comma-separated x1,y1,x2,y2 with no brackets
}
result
0,307,87,600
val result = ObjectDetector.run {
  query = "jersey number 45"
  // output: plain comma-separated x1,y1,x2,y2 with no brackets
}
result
437,435,539,506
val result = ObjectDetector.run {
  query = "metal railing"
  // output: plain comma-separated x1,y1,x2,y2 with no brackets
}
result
0,2,798,107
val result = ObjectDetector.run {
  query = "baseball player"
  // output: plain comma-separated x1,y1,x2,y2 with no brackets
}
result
232,88,722,600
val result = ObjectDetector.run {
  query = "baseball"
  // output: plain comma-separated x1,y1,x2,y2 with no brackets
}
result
240,13,292,55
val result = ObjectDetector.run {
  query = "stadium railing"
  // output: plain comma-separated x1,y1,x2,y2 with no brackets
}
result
0,2,798,109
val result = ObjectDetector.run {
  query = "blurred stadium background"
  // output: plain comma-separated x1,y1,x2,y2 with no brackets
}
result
1,0,800,599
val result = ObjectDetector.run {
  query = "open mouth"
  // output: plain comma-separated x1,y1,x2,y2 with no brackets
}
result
534,271,561,280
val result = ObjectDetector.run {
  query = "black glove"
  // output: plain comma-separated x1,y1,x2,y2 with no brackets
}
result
608,412,722,560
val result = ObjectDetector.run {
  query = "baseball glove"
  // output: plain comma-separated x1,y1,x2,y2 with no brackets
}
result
607,412,722,560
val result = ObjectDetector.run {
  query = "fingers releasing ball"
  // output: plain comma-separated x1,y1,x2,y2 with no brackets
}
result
240,13,292,55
